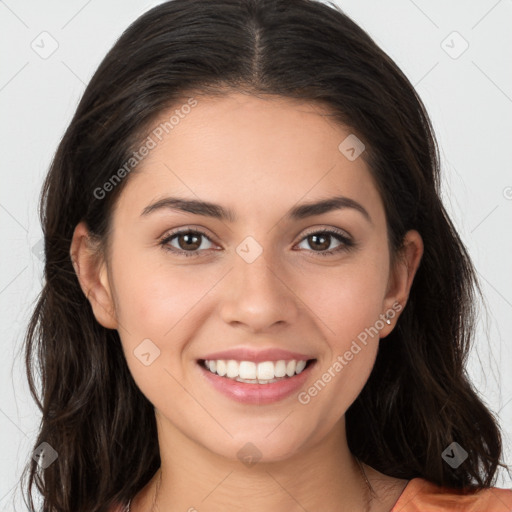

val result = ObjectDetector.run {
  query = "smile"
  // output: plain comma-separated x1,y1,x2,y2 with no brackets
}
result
197,358,317,404
201,359,312,384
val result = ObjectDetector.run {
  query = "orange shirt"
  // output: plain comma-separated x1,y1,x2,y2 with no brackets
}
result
109,478,512,511
391,478,512,512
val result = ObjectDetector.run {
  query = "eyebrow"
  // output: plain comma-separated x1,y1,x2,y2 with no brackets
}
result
140,195,372,224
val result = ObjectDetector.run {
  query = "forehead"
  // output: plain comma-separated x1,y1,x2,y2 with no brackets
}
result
115,92,383,223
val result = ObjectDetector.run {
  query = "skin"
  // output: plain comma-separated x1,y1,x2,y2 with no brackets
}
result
71,92,423,511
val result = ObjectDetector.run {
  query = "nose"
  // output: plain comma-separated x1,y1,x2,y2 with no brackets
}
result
218,244,301,333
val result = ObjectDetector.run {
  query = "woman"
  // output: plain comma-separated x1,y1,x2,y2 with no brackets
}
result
22,0,512,510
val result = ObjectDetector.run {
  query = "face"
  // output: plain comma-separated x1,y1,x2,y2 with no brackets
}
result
74,92,422,464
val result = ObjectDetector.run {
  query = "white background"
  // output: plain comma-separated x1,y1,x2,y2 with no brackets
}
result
1,0,511,509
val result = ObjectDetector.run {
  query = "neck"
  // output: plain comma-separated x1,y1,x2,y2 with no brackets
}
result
134,412,374,512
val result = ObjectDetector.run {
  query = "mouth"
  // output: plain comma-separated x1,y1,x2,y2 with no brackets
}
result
198,358,317,384
196,358,317,404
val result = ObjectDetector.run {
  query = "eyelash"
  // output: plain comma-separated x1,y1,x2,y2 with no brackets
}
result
159,227,355,258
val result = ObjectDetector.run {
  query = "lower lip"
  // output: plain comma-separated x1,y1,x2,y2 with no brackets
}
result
197,361,316,405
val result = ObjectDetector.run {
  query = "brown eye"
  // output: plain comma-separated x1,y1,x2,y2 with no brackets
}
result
296,229,354,256
160,229,215,257
306,233,332,251
175,232,203,251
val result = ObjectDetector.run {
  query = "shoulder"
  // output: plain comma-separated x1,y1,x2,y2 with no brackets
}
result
391,478,512,512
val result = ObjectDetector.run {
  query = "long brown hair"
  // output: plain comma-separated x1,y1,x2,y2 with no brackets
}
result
22,0,509,510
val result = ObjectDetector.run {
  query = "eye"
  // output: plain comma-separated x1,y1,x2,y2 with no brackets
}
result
159,227,355,258
295,228,355,256
159,228,216,258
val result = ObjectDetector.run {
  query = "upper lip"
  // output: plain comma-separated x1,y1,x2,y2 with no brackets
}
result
199,348,315,363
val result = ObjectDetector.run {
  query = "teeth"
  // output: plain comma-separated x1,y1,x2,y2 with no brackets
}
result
275,360,287,378
240,361,257,379
257,361,275,380
226,360,239,378
216,360,227,377
203,358,310,382
296,360,307,373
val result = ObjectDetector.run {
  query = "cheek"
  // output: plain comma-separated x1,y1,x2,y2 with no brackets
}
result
110,255,228,394
110,261,200,405
111,256,214,340
297,255,389,343
294,253,387,415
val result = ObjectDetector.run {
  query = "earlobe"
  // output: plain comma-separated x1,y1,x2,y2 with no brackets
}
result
70,221,118,330
380,229,424,338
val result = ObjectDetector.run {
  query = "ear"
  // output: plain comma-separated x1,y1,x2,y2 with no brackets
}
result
69,221,118,329
380,229,423,338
